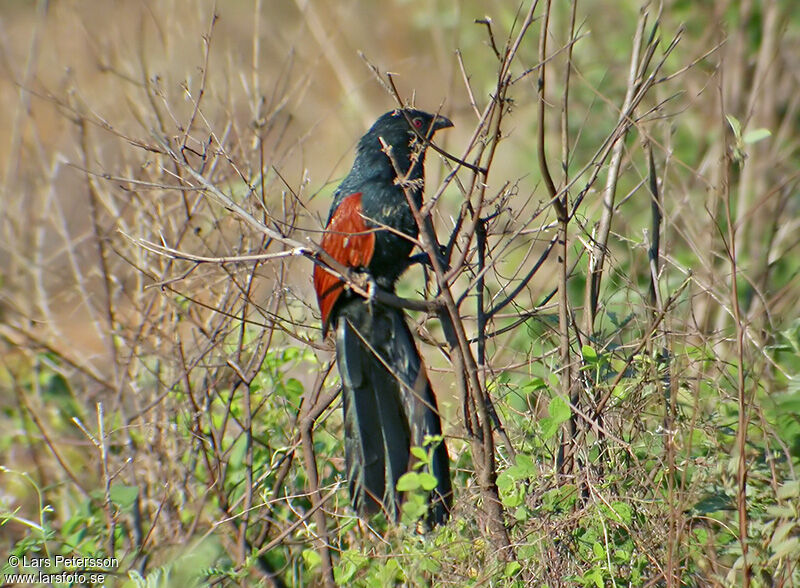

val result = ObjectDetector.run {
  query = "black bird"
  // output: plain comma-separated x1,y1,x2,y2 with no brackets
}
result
313,109,453,525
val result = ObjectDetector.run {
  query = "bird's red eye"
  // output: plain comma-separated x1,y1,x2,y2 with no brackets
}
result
412,117,423,128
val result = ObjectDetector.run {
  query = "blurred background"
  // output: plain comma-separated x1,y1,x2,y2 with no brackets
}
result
1,0,798,585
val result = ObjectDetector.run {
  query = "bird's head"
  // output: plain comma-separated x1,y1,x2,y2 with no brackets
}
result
360,108,453,154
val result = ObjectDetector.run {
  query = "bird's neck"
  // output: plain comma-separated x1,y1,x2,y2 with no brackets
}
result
352,136,426,185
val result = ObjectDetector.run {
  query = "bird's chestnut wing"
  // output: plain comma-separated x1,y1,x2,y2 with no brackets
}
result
313,192,376,334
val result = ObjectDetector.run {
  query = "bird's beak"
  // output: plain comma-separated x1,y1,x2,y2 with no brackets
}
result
433,114,454,131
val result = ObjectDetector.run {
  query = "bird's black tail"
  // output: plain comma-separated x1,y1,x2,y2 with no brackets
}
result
334,299,452,525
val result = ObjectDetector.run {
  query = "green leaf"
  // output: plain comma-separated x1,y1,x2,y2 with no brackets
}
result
513,506,530,522
582,344,599,362
62,517,83,538
539,416,559,439
726,114,741,138
613,549,630,563
609,501,632,524
335,551,367,585
334,561,358,585
423,434,444,448
522,377,546,392
743,128,771,144
769,522,796,549
302,549,321,570
504,561,522,577
400,493,427,523
410,447,429,462
518,544,538,560
377,558,403,584
396,472,421,492
501,490,523,508
283,378,304,399
418,472,438,491
515,454,536,477
777,480,800,500
109,484,139,510
693,492,733,514
548,396,571,424
497,471,514,492
584,567,604,588
771,536,800,560
228,435,248,467
766,505,795,518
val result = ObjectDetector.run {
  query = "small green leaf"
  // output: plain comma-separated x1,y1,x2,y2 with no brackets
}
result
592,541,606,559
109,484,139,510
396,472,420,492
504,561,522,577
400,493,427,523
548,396,571,424
609,501,632,524
522,377,546,392
334,561,358,585
515,454,536,477
743,128,771,144
613,549,630,563
418,472,438,491
501,490,523,508
513,506,530,521
497,471,514,492
584,567,604,588
410,447,428,462
726,114,741,138
228,435,248,466
283,378,304,399
777,480,800,500
582,344,599,362
518,544,538,560
128,571,145,584
302,549,322,570
693,492,733,514
772,537,799,560
377,558,403,584
539,416,559,439
423,434,444,448
62,514,84,537
769,522,796,549
766,504,795,518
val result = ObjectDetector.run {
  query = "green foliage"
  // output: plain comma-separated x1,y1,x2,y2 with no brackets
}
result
398,436,448,525
124,538,228,587
726,114,772,164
